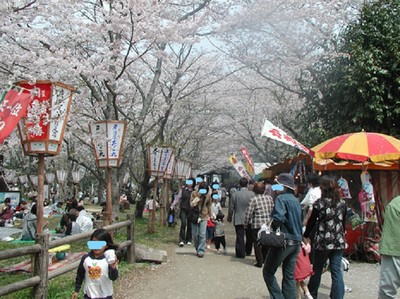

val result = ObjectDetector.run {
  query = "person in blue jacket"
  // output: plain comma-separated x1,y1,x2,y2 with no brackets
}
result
263,173,302,299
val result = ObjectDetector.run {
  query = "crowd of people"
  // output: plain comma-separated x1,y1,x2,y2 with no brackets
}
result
0,194,95,241
171,172,389,299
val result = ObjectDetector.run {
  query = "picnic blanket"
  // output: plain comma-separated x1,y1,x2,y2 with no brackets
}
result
0,227,22,240
0,252,85,273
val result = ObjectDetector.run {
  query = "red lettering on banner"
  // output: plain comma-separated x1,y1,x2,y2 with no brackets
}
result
269,129,282,139
19,82,52,140
0,89,32,143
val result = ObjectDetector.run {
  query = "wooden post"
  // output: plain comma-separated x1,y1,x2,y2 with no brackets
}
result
160,177,168,226
126,214,135,263
147,179,158,233
37,154,45,234
32,233,49,299
105,167,112,226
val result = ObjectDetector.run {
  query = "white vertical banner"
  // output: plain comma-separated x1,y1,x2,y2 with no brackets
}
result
89,120,127,168
174,160,192,179
48,85,69,142
147,145,175,177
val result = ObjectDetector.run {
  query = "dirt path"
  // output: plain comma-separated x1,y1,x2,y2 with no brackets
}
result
115,208,381,299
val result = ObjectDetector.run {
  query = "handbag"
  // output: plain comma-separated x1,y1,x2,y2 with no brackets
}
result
189,196,206,224
257,222,286,249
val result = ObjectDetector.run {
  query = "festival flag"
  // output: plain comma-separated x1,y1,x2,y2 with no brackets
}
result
261,119,314,157
240,147,255,176
228,154,252,180
0,88,32,144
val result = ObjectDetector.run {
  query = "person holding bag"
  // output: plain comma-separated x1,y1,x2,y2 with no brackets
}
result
263,173,303,299
190,182,212,258
303,175,347,299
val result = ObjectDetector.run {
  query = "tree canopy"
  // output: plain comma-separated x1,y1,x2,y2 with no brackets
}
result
300,0,400,145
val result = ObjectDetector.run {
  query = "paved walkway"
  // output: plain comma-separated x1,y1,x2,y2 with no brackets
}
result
115,208,381,299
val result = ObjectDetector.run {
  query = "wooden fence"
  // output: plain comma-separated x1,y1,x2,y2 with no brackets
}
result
0,214,135,299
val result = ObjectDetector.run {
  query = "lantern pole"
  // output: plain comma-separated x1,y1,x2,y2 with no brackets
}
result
148,178,158,233
105,167,113,226
56,170,67,203
37,154,45,234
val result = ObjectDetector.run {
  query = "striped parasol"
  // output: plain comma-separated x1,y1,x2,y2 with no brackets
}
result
312,132,400,163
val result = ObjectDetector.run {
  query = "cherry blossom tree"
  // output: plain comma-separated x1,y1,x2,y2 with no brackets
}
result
0,0,250,217
213,0,364,161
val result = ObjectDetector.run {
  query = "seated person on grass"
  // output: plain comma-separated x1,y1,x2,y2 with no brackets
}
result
0,198,14,226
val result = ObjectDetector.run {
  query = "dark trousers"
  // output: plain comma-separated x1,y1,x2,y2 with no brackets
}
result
252,228,268,265
179,209,192,243
235,224,253,258
215,236,226,250
308,249,345,299
221,197,227,208
263,244,300,299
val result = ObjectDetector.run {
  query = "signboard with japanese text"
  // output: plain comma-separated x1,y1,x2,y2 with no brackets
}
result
147,145,175,178
90,120,127,168
261,119,314,156
16,81,75,156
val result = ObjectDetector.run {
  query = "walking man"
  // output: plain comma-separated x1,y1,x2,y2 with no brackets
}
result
228,177,254,258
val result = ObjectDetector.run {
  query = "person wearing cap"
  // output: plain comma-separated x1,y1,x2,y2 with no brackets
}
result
263,173,302,299
171,178,196,247
228,177,255,259
303,175,347,299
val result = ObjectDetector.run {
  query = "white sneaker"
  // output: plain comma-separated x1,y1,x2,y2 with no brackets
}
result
206,245,211,249
187,242,192,245
216,249,221,254
179,242,184,247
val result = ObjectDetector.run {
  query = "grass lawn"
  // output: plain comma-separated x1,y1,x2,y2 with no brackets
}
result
0,205,177,298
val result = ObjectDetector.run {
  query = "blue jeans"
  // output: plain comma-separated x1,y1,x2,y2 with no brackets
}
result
308,249,344,299
191,219,207,254
263,244,300,299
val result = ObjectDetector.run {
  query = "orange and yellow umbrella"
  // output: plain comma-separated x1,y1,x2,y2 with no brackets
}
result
312,132,400,163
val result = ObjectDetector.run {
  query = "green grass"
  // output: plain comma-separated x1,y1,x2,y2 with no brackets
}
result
0,208,178,298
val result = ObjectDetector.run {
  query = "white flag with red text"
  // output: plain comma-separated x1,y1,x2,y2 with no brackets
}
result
261,119,314,157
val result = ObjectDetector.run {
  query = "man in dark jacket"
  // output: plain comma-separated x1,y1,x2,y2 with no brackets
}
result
171,178,196,246
228,177,255,258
